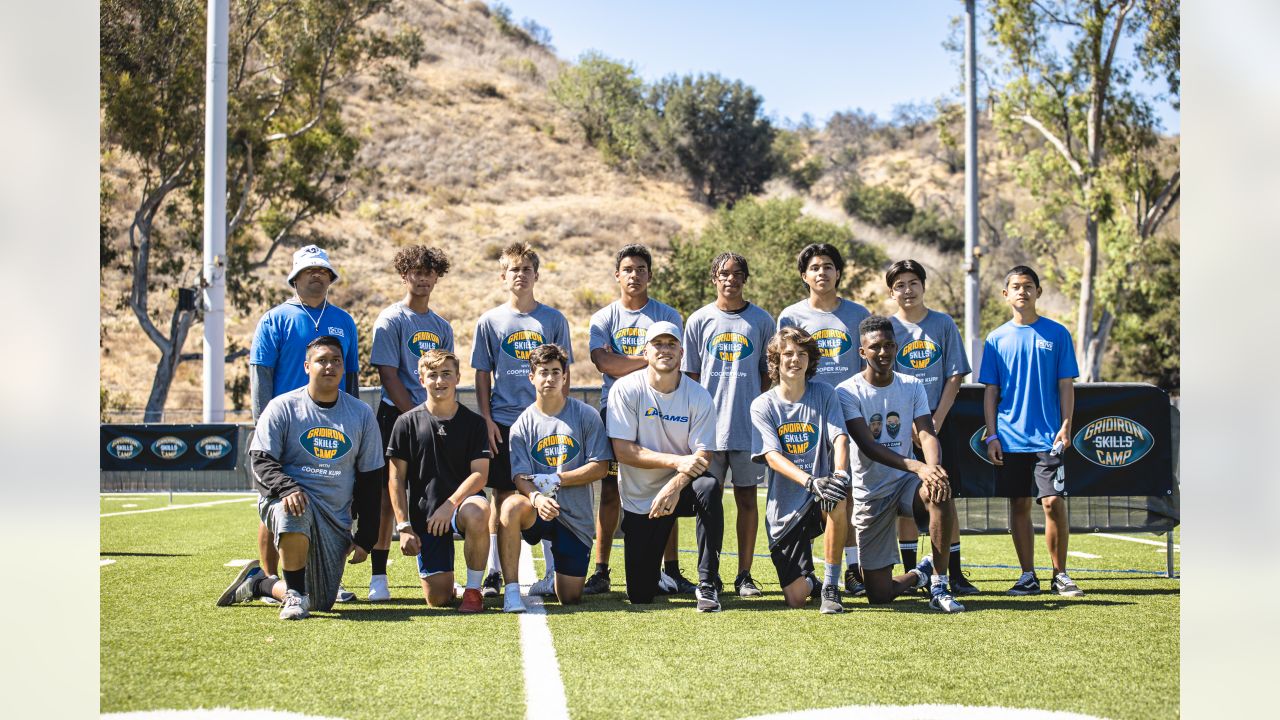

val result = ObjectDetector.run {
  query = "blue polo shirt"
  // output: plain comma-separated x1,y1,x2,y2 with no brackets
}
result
250,299,360,396
977,317,1078,453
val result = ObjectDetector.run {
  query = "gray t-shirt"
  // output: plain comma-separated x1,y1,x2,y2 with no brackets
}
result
835,373,929,502
682,302,775,451
750,382,848,546
370,302,456,407
251,387,384,527
509,397,612,548
889,310,971,411
606,371,716,515
471,303,573,426
589,298,683,410
777,298,870,386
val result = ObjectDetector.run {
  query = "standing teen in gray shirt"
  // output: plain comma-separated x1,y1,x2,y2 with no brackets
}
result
471,241,573,596
682,252,775,598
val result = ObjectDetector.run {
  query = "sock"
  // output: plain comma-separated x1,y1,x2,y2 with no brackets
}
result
595,562,609,574
370,549,389,576
806,574,818,594
283,567,306,594
465,567,484,590
253,574,278,598
542,539,556,575
949,542,963,578
504,582,520,595
664,559,680,576
931,573,949,588
823,562,840,586
899,540,918,571
487,534,500,574
844,546,859,568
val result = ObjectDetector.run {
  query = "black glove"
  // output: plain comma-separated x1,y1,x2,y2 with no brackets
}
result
807,474,848,511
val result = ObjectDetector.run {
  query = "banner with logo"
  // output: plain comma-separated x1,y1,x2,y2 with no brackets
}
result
101,424,239,471
938,383,1173,498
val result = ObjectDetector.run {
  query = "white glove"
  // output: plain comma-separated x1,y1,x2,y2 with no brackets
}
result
531,473,561,497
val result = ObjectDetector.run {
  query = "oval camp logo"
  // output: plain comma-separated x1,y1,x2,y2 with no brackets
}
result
1072,416,1154,468
501,329,545,361
897,339,942,370
812,329,852,360
297,426,352,461
408,330,443,357
107,436,142,460
969,426,994,465
195,435,232,460
777,422,816,455
532,434,580,469
612,327,648,356
708,332,753,362
150,436,188,460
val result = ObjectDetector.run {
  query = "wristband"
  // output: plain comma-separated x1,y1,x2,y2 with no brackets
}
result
983,434,1000,445
530,491,542,504
395,520,413,533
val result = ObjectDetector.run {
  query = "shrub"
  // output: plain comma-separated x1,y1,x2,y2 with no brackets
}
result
549,52,653,166
904,207,964,253
842,181,915,228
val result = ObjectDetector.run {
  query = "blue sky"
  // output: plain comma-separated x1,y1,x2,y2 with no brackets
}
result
502,0,1180,134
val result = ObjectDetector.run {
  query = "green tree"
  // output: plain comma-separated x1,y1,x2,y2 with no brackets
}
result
101,0,418,421
987,0,1180,381
842,181,915,229
549,51,652,166
652,198,886,319
650,73,777,207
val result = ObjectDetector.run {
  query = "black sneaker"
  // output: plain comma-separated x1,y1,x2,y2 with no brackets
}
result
1007,572,1041,595
481,570,502,598
820,583,844,614
805,572,821,600
844,566,866,597
582,567,610,595
734,571,763,598
695,581,721,612
952,572,980,596
668,567,698,594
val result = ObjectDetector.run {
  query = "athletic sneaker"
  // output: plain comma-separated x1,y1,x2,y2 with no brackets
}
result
912,556,934,590
952,573,980,596
216,561,262,606
1051,572,1084,596
458,587,484,613
279,589,310,620
734,571,763,598
929,583,966,613
334,584,356,603
1007,572,1041,595
503,585,526,614
668,567,698,594
582,567,611,595
806,572,821,600
481,570,502,598
695,581,721,612
368,574,390,602
656,569,678,594
529,570,556,597
844,566,866,597
820,583,844,614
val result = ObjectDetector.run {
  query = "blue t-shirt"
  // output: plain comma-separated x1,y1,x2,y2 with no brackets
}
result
977,317,1079,453
250,300,360,396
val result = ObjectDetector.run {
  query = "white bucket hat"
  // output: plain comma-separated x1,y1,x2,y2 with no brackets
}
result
287,244,339,286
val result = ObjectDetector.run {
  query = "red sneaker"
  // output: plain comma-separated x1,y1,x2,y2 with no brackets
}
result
458,587,484,614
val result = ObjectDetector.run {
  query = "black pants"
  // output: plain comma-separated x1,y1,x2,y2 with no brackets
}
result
621,474,723,604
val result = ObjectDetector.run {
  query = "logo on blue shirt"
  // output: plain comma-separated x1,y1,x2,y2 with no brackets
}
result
812,329,852,359
409,330,443,357
612,327,648,356
107,436,142,460
708,332,753,362
897,339,941,370
645,406,689,423
1072,416,1154,468
502,330,544,360
150,436,188,460
777,422,815,455
298,426,352,461
532,434,580,469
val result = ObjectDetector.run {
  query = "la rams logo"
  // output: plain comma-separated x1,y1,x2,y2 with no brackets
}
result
644,406,689,423
107,436,142,460
897,339,942,370
532,434,580,469
969,426,994,465
298,426,352,461
708,332,753,362
195,436,232,460
612,327,648,356
869,413,884,440
1073,416,1154,468
408,330,443,357
777,422,816,455
501,329,545,361
812,329,852,360
150,436,188,460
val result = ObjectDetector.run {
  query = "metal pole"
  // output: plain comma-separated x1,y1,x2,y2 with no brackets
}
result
1166,532,1175,578
963,0,982,374
203,0,229,422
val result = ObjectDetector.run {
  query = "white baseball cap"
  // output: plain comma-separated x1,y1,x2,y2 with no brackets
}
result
287,244,339,285
645,321,682,344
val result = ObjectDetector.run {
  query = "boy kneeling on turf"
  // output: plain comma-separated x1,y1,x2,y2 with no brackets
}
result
387,349,493,613
498,344,611,613
750,327,852,614
836,316,965,613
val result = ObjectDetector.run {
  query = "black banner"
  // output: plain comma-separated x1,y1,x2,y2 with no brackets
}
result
101,424,239,471
939,383,1173,498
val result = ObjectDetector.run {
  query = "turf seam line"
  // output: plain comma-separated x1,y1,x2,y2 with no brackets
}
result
518,543,570,720
100,497,256,517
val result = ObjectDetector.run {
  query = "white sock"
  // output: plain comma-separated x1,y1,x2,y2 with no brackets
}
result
488,533,500,573
466,568,484,590
504,582,520,595
542,539,556,575
932,573,949,587
844,546,859,567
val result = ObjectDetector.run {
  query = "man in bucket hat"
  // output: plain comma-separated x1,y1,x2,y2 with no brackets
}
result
248,244,363,603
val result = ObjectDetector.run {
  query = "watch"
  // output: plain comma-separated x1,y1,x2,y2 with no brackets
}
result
395,520,413,533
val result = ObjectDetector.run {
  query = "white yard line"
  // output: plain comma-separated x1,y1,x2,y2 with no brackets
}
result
100,559,116,566
1093,532,1179,551
225,559,256,567
100,497,256,517
518,542,570,720
1067,551,1101,559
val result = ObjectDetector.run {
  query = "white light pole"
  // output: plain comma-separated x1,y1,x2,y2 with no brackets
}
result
963,0,982,375
202,0,228,422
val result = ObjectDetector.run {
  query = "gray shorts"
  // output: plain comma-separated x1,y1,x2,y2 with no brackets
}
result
258,495,313,547
709,450,763,487
852,476,921,571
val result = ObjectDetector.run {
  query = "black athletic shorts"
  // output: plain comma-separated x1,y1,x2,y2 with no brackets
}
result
770,503,825,589
598,406,618,484
487,421,515,492
996,450,1065,501
522,517,591,578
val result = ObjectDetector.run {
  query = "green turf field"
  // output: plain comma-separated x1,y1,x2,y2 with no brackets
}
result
101,493,1179,719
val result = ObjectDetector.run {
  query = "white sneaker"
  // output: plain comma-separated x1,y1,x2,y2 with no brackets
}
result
657,570,678,594
368,574,390,601
529,570,556,597
279,589,310,620
334,584,355,603
929,583,966,613
503,585,526,613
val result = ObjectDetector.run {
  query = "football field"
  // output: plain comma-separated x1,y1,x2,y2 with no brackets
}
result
101,493,1179,719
